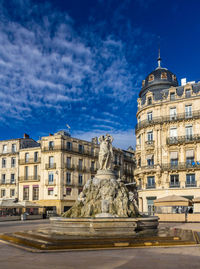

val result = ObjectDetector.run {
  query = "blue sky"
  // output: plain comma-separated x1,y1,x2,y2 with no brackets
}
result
0,0,200,149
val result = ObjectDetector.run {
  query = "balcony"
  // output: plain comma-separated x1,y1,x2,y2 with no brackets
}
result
161,163,200,171
169,182,180,188
145,140,155,150
65,164,75,170
167,135,200,145
0,180,16,185
76,165,86,172
135,110,200,132
45,163,56,169
19,176,40,182
19,157,41,165
185,182,197,187
146,183,156,189
45,180,55,186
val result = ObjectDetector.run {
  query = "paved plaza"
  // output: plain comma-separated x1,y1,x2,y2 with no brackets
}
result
0,220,200,268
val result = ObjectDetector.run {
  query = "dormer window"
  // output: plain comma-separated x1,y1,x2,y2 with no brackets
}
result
185,89,191,98
170,92,175,101
142,80,145,87
161,72,167,79
147,97,152,105
148,74,154,82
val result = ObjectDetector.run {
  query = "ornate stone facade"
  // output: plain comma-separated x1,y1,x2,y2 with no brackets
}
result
135,61,200,214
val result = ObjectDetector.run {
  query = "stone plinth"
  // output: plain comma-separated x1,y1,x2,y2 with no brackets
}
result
95,169,116,180
50,217,159,236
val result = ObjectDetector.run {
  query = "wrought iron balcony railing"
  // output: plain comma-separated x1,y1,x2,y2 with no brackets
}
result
19,157,41,165
166,135,200,145
146,183,156,189
135,110,200,132
185,182,197,187
169,182,180,188
19,176,40,182
45,163,56,169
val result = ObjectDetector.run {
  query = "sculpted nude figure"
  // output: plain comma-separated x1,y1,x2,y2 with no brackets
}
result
98,134,114,170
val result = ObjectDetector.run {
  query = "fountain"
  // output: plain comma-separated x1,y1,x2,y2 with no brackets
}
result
50,134,158,236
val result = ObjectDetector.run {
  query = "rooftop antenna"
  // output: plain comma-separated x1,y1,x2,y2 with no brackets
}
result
157,36,161,68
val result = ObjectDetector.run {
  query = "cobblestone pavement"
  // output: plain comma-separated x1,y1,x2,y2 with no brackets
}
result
0,221,200,269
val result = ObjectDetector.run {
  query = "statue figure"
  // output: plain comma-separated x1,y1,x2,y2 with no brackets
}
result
98,134,114,170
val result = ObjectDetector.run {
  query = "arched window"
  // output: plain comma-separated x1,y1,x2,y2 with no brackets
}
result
148,74,154,82
161,72,167,79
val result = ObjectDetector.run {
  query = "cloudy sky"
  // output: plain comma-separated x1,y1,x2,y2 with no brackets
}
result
0,0,200,149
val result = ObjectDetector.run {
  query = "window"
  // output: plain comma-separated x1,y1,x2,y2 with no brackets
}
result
49,141,54,150
78,174,83,186
185,89,191,98
147,97,152,105
147,156,154,167
138,158,141,167
67,141,72,150
34,152,38,162
25,153,29,163
34,165,38,179
114,154,118,164
137,135,141,145
2,145,7,153
147,131,153,141
48,172,54,184
66,188,71,195
1,189,5,198
148,74,154,82
185,126,193,139
67,157,71,169
12,144,16,153
25,166,28,179
33,187,39,200
49,156,54,168
78,159,83,170
185,105,192,118
66,172,71,184
23,187,29,200
91,147,94,156
186,174,196,187
1,174,6,184
170,107,177,120
11,157,16,168
170,127,177,138
91,161,95,171
2,158,6,168
48,188,54,195
170,175,179,187
10,189,15,197
161,72,167,79
147,112,153,121
170,152,178,167
186,150,194,165
11,174,15,183
172,74,177,81
170,92,175,101
78,144,84,153
147,176,155,188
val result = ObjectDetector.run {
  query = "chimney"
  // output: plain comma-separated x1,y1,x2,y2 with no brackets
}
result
23,133,30,139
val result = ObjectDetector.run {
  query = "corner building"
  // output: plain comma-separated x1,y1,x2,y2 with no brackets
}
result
135,58,200,214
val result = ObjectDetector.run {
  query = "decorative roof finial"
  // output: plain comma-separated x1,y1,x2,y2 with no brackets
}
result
157,36,161,68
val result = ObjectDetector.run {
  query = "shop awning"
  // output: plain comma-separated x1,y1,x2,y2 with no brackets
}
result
0,199,23,208
154,195,192,207
17,201,43,208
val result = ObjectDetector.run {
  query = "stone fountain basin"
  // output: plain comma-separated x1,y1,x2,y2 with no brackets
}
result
50,216,159,236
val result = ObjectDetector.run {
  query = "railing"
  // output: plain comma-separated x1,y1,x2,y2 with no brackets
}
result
42,145,98,158
162,162,200,171
65,164,75,170
19,176,40,182
0,150,18,155
167,135,200,145
19,158,41,165
146,183,156,189
0,180,16,184
185,182,197,187
90,167,98,173
135,110,200,131
145,140,155,148
169,182,180,188
45,163,56,169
